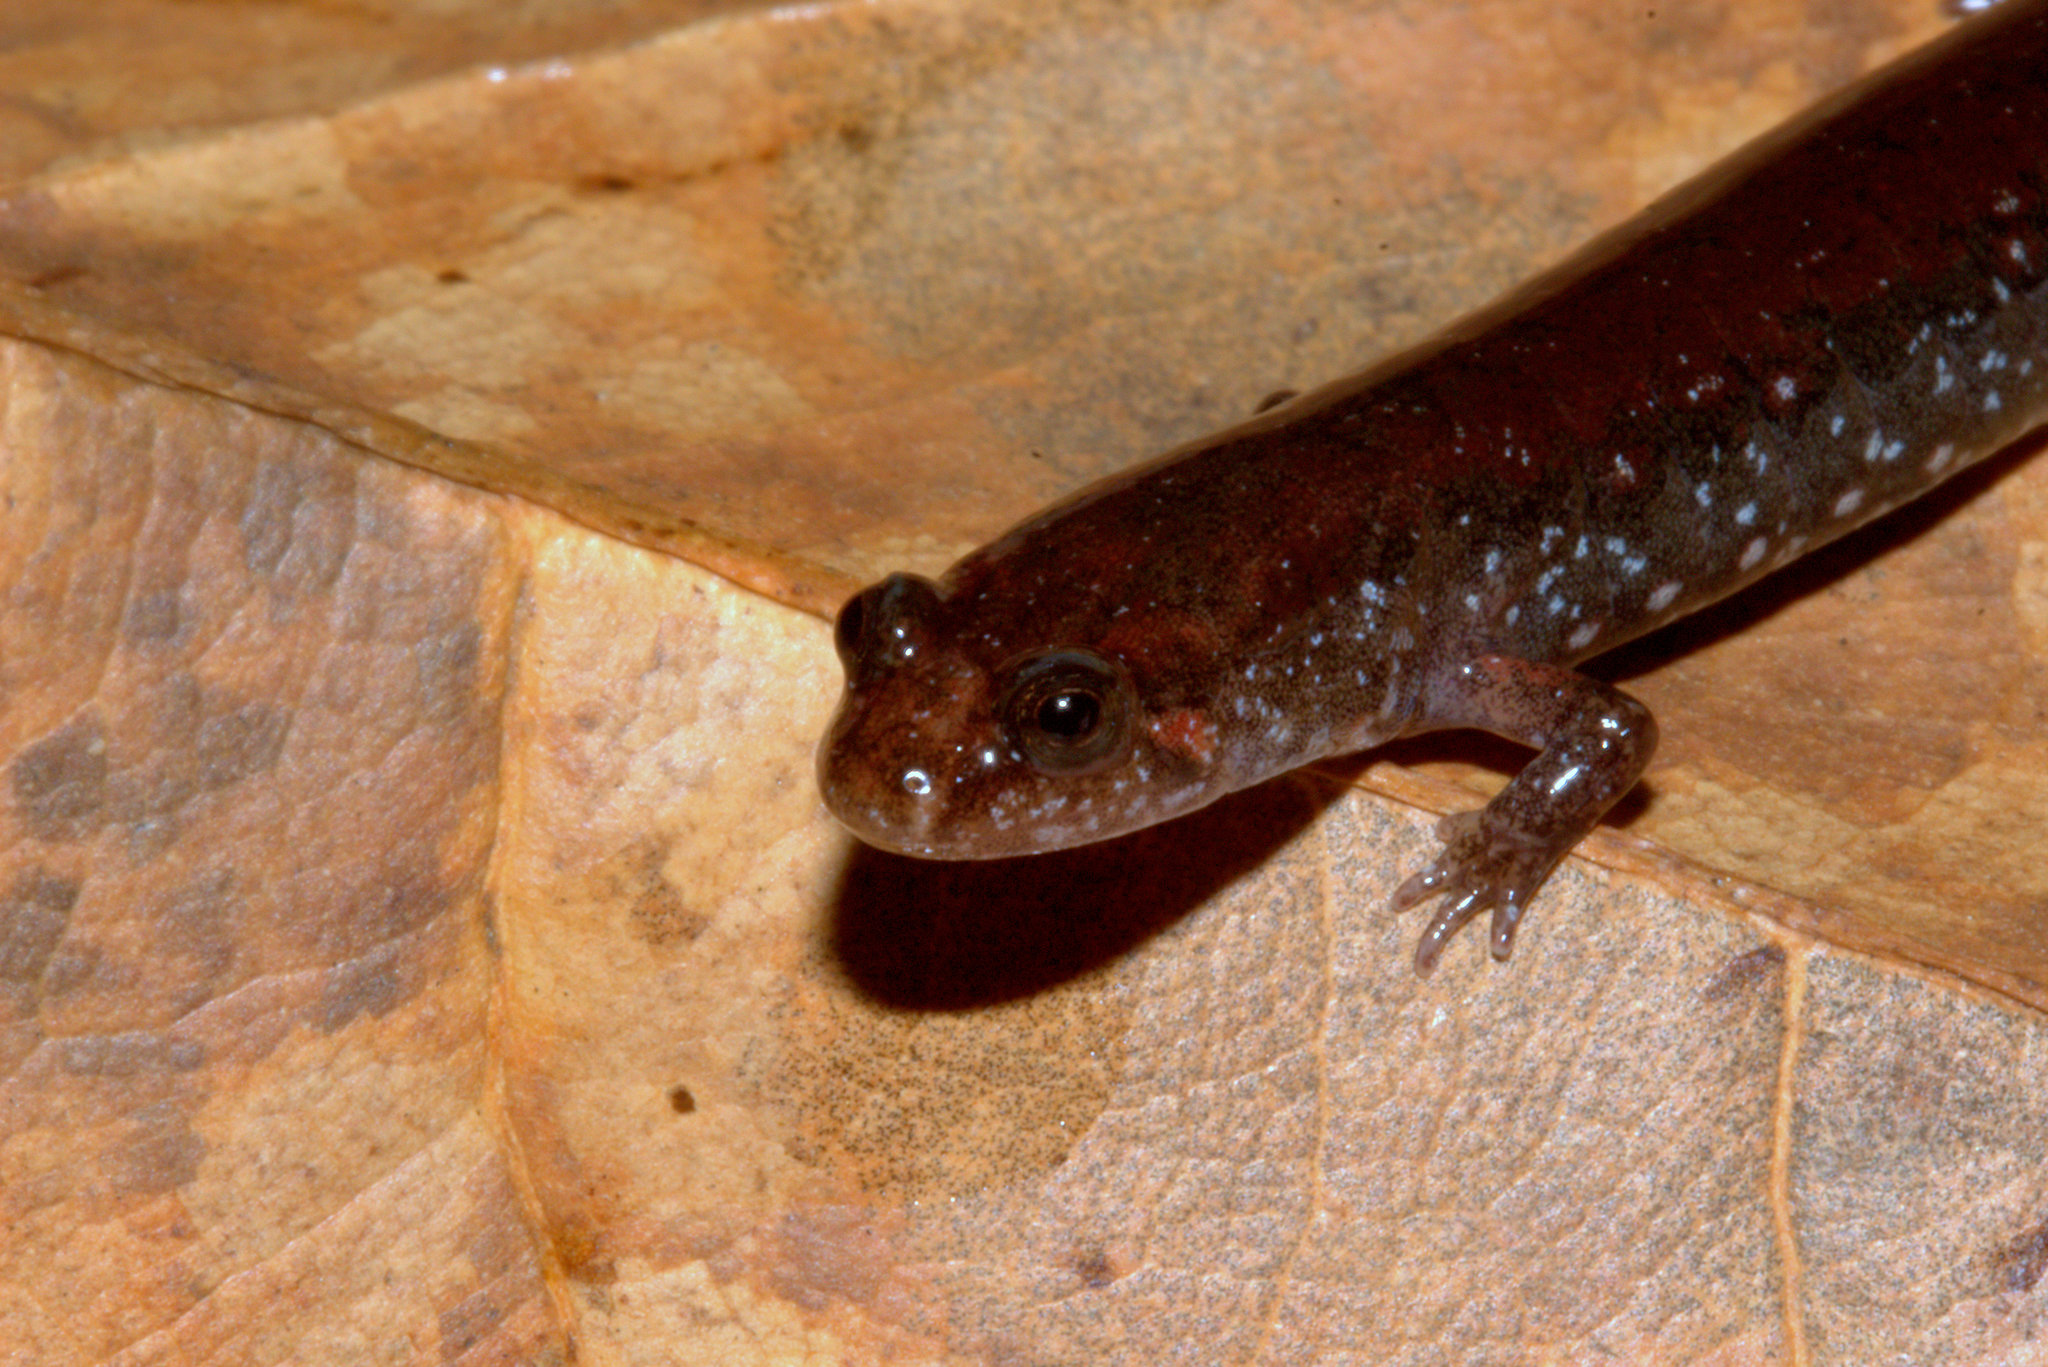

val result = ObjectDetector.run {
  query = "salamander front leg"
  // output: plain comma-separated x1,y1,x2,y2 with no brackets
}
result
1390,654,1657,975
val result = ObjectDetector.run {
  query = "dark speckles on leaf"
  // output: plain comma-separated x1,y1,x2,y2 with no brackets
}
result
99,683,292,863
12,715,108,841
1073,1247,1120,1289
607,836,709,950
437,1289,506,1358
122,590,183,644
278,839,455,965
458,1195,528,1287
144,869,240,1013
319,939,412,1032
43,941,101,1000
2002,1216,2048,1293
152,869,234,955
239,459,354,598
414,622,483,728
633,876,709,949
57,1032,205,1076
240,462,297,576
28,263,87,289
195,702,289,790
0,867,79,1009
106,1100,205,1195
1701,944,1786,1002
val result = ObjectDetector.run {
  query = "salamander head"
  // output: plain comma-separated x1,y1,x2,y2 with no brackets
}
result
816,571,1227,858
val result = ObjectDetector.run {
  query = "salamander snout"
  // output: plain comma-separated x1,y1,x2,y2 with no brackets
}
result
816,571,1213,860
819,570,998,856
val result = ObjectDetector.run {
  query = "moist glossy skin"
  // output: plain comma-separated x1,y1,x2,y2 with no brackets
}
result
819,0,2048,973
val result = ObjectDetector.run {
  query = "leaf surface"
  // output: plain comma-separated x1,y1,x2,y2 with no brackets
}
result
2,2,2045,1364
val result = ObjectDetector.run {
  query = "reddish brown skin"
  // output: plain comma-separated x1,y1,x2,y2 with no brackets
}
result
820,0,2048,973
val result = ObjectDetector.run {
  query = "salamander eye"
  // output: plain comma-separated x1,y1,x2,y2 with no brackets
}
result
833,574,942,681
1000,649,1132,775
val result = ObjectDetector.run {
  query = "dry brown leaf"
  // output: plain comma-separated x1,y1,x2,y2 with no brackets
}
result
2,1,2046,1364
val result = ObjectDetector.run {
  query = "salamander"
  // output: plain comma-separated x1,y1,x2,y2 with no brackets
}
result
817,0,2048,973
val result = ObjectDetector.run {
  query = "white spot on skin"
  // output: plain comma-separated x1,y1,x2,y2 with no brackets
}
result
1926,442,1956,473
1834,488,1864,517
1568,622,1600,651
1829,413,1846,436
1863,432,1883,462
1773,375,1797,402
1735,502,1756,526
1935,356,1953,394
902,769,931,796
1695,482,1713,508
1739,537,1767,570
1647,581,1682,612
1985,390,2002,412
1506,605,1521,626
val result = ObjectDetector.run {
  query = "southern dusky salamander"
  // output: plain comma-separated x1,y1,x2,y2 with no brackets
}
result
819,0,2048,973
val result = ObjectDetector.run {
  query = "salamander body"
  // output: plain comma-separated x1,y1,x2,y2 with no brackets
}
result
819,0,2048,972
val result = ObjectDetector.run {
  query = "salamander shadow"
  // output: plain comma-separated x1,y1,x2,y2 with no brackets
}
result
830,434,2044,1011
827,766,1354,1011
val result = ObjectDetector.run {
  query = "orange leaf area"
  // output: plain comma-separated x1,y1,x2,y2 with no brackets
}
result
3,1,2046,1364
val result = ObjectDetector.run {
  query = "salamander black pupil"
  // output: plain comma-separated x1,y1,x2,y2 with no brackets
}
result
1038,690,1100,738
999,649,1128,775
